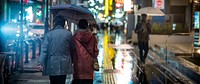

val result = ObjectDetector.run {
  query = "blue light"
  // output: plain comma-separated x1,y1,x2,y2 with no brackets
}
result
1,22,20,39
16,34,20,37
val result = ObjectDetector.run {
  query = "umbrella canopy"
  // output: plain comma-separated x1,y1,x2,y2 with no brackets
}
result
135,7,165,16
50,4,96,24
111,19,123,27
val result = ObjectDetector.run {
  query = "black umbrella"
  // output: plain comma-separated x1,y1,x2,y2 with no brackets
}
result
50,4,96,24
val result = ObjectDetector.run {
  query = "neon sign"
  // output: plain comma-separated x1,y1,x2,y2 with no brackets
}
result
194,12,200,29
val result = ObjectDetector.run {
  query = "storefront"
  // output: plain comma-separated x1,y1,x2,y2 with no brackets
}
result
8,0,44,24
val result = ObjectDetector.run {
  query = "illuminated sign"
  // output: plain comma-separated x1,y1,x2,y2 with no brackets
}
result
104,0,109,16
124,0,132,11
194,12,200,29
153,0,165,9
115,0,124,4
104,0,113,17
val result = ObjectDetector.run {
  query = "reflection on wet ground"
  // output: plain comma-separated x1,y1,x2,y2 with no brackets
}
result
100,32,184,84
8,32,194,84
100,32,146,84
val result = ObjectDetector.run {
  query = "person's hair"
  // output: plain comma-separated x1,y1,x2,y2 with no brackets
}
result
78,19,88,29
141,13,147,17
141,13,147,22
54,15,65,27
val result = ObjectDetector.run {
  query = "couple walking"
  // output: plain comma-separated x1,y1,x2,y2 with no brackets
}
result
38,15,99,84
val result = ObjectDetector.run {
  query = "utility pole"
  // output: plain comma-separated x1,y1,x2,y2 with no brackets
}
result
20,0,24,72
45,0,49,34
42,0,45,23
50,0,53,29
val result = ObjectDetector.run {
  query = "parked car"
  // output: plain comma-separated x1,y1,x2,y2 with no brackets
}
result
28,23,44,37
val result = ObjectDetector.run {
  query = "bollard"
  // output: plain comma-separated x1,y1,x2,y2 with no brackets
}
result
0,54,6,84
6,44,15,74
31,39,36,59
14,40,20,70
24,41,29,63
4,54,10,84
38,38,42,56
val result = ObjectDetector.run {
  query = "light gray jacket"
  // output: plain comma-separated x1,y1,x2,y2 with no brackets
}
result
38,25,73,76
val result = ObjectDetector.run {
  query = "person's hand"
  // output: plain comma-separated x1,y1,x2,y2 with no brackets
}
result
38,65,43,71
139,28,144,32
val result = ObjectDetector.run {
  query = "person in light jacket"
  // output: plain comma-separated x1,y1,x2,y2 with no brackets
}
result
38,15,73,84
72,19,99,84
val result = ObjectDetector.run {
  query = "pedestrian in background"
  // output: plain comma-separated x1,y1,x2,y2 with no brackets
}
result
72,19,99,84
89,24,97,36
135,13,151,65
38,15,73,84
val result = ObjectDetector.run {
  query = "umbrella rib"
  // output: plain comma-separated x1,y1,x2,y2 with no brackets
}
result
50,4,96,24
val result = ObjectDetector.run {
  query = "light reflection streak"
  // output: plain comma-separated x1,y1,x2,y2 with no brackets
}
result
115,50,134,84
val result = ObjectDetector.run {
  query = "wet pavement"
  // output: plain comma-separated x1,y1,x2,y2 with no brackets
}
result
7,32,199,84
8,32,139,84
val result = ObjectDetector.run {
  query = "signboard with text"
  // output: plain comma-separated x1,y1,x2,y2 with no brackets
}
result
153,0,165,9
124,0,132,11
115,0,124,4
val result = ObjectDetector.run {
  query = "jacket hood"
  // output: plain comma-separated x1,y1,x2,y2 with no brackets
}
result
74,29,93,43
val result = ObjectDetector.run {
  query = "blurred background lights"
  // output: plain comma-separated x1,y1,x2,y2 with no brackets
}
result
25,6,33,22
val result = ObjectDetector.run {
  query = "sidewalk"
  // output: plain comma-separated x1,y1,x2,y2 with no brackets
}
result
8,32,134,84
9,32,190,84
8,34,105,84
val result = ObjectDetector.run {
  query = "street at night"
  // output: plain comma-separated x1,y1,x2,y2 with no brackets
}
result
0,0,200,84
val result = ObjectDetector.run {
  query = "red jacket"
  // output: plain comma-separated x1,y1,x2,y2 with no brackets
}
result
72,29,99,79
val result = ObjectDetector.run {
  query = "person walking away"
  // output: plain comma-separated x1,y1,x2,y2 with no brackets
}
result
72,19,99,84
38,15,73,84
135,14,151,64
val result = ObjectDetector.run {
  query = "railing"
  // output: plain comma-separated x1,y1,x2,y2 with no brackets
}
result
165,33,194,63
1,37,43,83
0,54,6,84
130,48,183,84
23,37,42,63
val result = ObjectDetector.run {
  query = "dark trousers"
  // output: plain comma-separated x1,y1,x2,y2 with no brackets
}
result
138,41,149,63
72,79,93,84
49,75,66,84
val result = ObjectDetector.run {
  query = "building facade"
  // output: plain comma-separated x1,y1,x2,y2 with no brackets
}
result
135,0,192,30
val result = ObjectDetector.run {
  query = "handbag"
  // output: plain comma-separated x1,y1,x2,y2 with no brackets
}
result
83,45,99,71
77,39,99,71
92,58,99,71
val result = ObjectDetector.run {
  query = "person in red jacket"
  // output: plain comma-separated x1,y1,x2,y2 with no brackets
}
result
72,19,99,84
